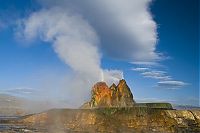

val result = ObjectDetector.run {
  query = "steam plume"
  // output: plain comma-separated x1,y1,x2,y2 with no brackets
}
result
18,8,122,107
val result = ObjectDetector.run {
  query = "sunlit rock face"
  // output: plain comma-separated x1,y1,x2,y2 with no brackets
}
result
81,79,136,108
90,82,112,107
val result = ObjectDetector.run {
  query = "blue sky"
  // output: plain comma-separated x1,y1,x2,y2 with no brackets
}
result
0,0,199,107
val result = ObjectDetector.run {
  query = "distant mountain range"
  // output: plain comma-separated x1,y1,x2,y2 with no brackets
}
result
173,104,200,110
0,94,52,116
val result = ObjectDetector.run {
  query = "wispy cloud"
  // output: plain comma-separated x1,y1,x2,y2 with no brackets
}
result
141,71,172,80
132,67,172,80
132,66,188,89
131,61,160,66
131,67,150,72
156,80,188,89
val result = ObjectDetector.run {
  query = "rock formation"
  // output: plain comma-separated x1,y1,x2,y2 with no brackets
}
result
1,79,200,133
17,108,200,133
81,79,135,108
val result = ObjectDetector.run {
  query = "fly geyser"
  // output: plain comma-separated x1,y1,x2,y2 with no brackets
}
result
81,79,136,108
1,79,200,133
81,79,172,109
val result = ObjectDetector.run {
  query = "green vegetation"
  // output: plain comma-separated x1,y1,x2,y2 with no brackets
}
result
135,103,173,109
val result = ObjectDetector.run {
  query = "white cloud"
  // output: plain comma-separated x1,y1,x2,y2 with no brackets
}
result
131,67,150,72
132,67,172,81
37,0,159,63
131,61,160,66
131,67,188,89
131,66,188,89
141,71,172,80
156,81,188,89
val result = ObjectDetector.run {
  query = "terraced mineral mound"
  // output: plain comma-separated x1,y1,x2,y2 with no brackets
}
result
1,79,199,133
16,108,200,133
